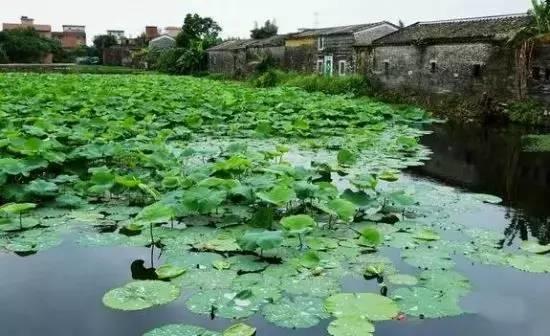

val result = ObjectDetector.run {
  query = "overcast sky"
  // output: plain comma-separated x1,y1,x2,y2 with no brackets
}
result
1,0,532,44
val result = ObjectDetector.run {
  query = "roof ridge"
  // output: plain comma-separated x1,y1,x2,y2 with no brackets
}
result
418,13,529,25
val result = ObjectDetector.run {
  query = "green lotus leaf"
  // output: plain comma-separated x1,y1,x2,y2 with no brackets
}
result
223,323,256,336
413,229,440,241
299,251,321,268
378,170,400,182
237,230,283,251
102,280,180,311
55,194,86,209
0,203,36,215
327,198,357,222
227,255,269,273
194,238,241,252
186,289,263,319
135,203,174,224
155,264,186,280
178,269,237,289
520,240,550,254
25,179,59,196
387,274,419,286
419,269,471,297
401,247,455,270
328,316,375,336
393,286,464,318
337,149,357,166
262,296,329,329
325,293,399,321
166,251,223,270
144,324,220,336
508,254,550,273
360,226,382,247
281,214,315,234
285,275,340,297
256,185,296,206
0,158,29,175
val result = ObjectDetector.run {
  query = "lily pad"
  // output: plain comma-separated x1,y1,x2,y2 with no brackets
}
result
281,215,315,234
144,324,220,336
186,289,263,319
401,247,455,270
223,323,256,336
393,286,464,318
155,264,186,280
508,254,550,273
413,229,440,241
520,240,550,254
325,293,399,321
102,280,180,311
262,296,329,328
387,274,418,286
328,316,375,336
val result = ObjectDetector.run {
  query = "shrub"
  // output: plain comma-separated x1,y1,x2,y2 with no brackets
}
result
507,99,549,125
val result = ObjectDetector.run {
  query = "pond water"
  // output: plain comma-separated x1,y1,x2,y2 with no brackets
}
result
1,122,549,336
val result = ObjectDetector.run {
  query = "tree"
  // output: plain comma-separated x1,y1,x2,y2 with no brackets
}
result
93,34,118,63
175,13,222,50
0,28,57,63
251,19,279,39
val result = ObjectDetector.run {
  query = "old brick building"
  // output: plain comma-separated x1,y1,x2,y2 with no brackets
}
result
52,25,86,49
2,16,54,63
285,22,398,75
364,14,533,102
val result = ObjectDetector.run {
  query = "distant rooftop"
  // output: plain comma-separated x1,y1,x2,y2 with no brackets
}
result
289,22,397,38
207,35,287,51
374,13,532,45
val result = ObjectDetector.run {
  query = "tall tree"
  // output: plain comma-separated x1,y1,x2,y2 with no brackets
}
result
176,14,222,49
251,20,279,39
93,34,118,64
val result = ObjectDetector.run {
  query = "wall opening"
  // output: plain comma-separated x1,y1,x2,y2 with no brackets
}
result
318,36,326,51
472,64,482,78
384,61,390,75
338,60,347,76
430,61,437,73
532,66,541,80
546,68,550,81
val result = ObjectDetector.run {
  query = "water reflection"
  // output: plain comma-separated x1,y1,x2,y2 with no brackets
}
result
411,122,550,244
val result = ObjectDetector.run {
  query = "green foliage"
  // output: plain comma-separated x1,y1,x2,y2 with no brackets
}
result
250,20,278,39
0,28,58,63
93,34,118,64
522,134,550,152
507,100,549,125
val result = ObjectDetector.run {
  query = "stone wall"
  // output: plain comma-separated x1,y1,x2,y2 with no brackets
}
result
370,43,518,101
284,46,316,73
528,44,550,103
208,46,285,77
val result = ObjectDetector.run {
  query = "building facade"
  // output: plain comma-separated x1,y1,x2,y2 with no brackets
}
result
52,25,86,49
365,14,533,103
284,22,398,75
207,35,287,77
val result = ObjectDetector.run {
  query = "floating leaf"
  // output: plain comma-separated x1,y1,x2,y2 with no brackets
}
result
223,323,256,336
387,274,418,286
256,185,296,206
281,215,315,234
155,264,186,280
102,281,180,311
186,289,263,319
328,316,375,336
413,229,440,241
262,296,329,328
325,293,399,321
144,324,220,336
238,230,283,252
393,287,464,318
472,193,502,204
360,226,382,247
401,247,455,270
508,254,550,273
520,240,550,254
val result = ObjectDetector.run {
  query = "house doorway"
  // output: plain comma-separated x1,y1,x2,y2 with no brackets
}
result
323,55,334,76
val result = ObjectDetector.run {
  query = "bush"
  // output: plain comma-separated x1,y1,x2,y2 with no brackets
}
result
249,70,375,96
0,46,8,63
508,99,550,125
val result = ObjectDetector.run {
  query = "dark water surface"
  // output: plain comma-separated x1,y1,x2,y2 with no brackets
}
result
1,123,550,336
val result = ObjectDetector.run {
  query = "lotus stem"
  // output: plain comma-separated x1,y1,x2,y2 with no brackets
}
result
298,234,304,250
149,222,154,245
19,213,22,230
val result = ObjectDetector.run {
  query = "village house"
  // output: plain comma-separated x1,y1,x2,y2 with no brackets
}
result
149,35,176,49
207,35,287,77
284,22,399,75
365,14,538,105
52,25,87,49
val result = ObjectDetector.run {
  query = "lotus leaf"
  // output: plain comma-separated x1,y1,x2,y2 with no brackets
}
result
327,316,375,336
393,286,464,318
155,264,186,280
262,296,329,329
186,289,263,319
223,323,256,336
325,293,399,321
144,324,220,336
102,280,180,311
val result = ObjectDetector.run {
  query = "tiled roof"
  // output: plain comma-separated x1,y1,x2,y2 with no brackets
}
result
207,35,287,51
289,22,395,38
373,13,532,45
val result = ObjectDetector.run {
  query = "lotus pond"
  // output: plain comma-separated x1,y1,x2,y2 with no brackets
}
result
0,74,549,336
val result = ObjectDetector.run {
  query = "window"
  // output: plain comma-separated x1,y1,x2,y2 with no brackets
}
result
430,61,437,73
545,68,550,81
318,36,326,50
533,66,541,80
473,64,482,78
384,61,390,75
338,60,347,76
317,59,324,74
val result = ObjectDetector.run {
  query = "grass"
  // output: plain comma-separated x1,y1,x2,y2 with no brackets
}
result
0,64,149,75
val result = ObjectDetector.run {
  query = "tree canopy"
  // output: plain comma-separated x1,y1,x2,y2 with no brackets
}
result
176,13,222,50
0,28,58,63
251,20,279,39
